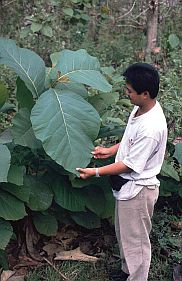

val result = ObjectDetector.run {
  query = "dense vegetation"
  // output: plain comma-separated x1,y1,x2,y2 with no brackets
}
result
0,0,182,280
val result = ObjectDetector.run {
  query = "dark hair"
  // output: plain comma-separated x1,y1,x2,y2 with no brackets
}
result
123,63,160,99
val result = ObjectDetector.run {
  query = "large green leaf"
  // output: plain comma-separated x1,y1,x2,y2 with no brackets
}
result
25,176,53,211
161,160,180,181
11,108,42,149
55,49,112,92
7,165,25,186
1,182,30,203
0,144,11,183
89,92,119,114
33,213,58,236
71,211,101,229
0,249,8,269
52,176,86,212
0,218,13,250
168,34,180,49
16,78,35,110
159,179,180,197
55,82,88,99
0,81,8,109
0,38,45,98
84,185,106,217
0,190,27,220
31,89,101,173
0,129,13,144
173,143,182,164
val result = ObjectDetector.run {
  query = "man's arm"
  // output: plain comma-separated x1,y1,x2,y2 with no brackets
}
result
76,161,132,179
92,143,120,159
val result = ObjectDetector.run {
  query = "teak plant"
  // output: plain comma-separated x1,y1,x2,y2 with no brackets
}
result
0,38,115,265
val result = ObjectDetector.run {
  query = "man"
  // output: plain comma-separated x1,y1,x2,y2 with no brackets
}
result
76,63,167,281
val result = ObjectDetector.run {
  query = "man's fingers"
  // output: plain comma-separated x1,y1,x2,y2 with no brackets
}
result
76,167,81,172
76,167,85,173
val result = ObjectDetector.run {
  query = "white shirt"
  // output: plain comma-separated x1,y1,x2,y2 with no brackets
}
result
113,101,167,200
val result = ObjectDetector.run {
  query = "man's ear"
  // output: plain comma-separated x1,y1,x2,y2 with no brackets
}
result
142,91,150,99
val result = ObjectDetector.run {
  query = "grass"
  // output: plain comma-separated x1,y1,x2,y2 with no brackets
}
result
25,205,181,281
25,257,173,281
25,260,110,281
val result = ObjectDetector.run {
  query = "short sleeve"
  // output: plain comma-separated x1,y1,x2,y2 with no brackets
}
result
122,135,159,174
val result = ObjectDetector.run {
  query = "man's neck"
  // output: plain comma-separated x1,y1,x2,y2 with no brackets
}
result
135,100,156,117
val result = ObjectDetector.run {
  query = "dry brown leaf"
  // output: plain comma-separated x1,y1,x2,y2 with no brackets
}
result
8,276,24,281
152,47,161,54
54,247,98,263
170,221,182,230
13,256,41,270
0,270,15,281
25,222,42,261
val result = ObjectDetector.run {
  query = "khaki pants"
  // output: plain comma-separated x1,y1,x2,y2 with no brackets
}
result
115,186,159,281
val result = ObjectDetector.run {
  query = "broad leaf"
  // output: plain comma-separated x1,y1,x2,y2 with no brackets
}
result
71,211,101,229
173,143,182,164
0,81,8,109
55,82,88,99
0,190,26,220
84,185,106,216
0,38,45,98
7,165,25,186
89,92,119,114
31,89,101,173
161,160,180,181
25,176,53,211
16,78,35,110
168,34,180,49
0,129,13,144
0,102,15,113
63,8,74,17
33,213,58,236
1,182,30,203
0,144,11,183
11,108,41,149
56,49,112,92
42,26,53,37
50,52,60,66
0,249,8,269
99,177,115,219
0,218,13,250
159,179,180,197
20,27,31,39
52,176,86,212
30,22,42,33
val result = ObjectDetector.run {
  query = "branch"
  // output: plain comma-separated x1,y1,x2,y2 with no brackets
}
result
116,24,144,29
2,0,16,8
43,257,70,281
134,7,150,19
117,0,137,20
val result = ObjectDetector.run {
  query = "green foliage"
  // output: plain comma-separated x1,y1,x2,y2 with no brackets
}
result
0,144,11,183
168,34,182,49
0,38,45,98
0,37,116,253
33,212,58,236
152,208,182,265
0,82,8,109
0,219,13,250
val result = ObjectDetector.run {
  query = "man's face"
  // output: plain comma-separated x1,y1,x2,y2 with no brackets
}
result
124,83,144,106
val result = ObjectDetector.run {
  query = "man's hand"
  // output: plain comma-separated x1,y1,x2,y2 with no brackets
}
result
76,167,96,179
91,146,112,159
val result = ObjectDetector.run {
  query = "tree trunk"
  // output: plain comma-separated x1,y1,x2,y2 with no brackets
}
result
145,0,159,62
